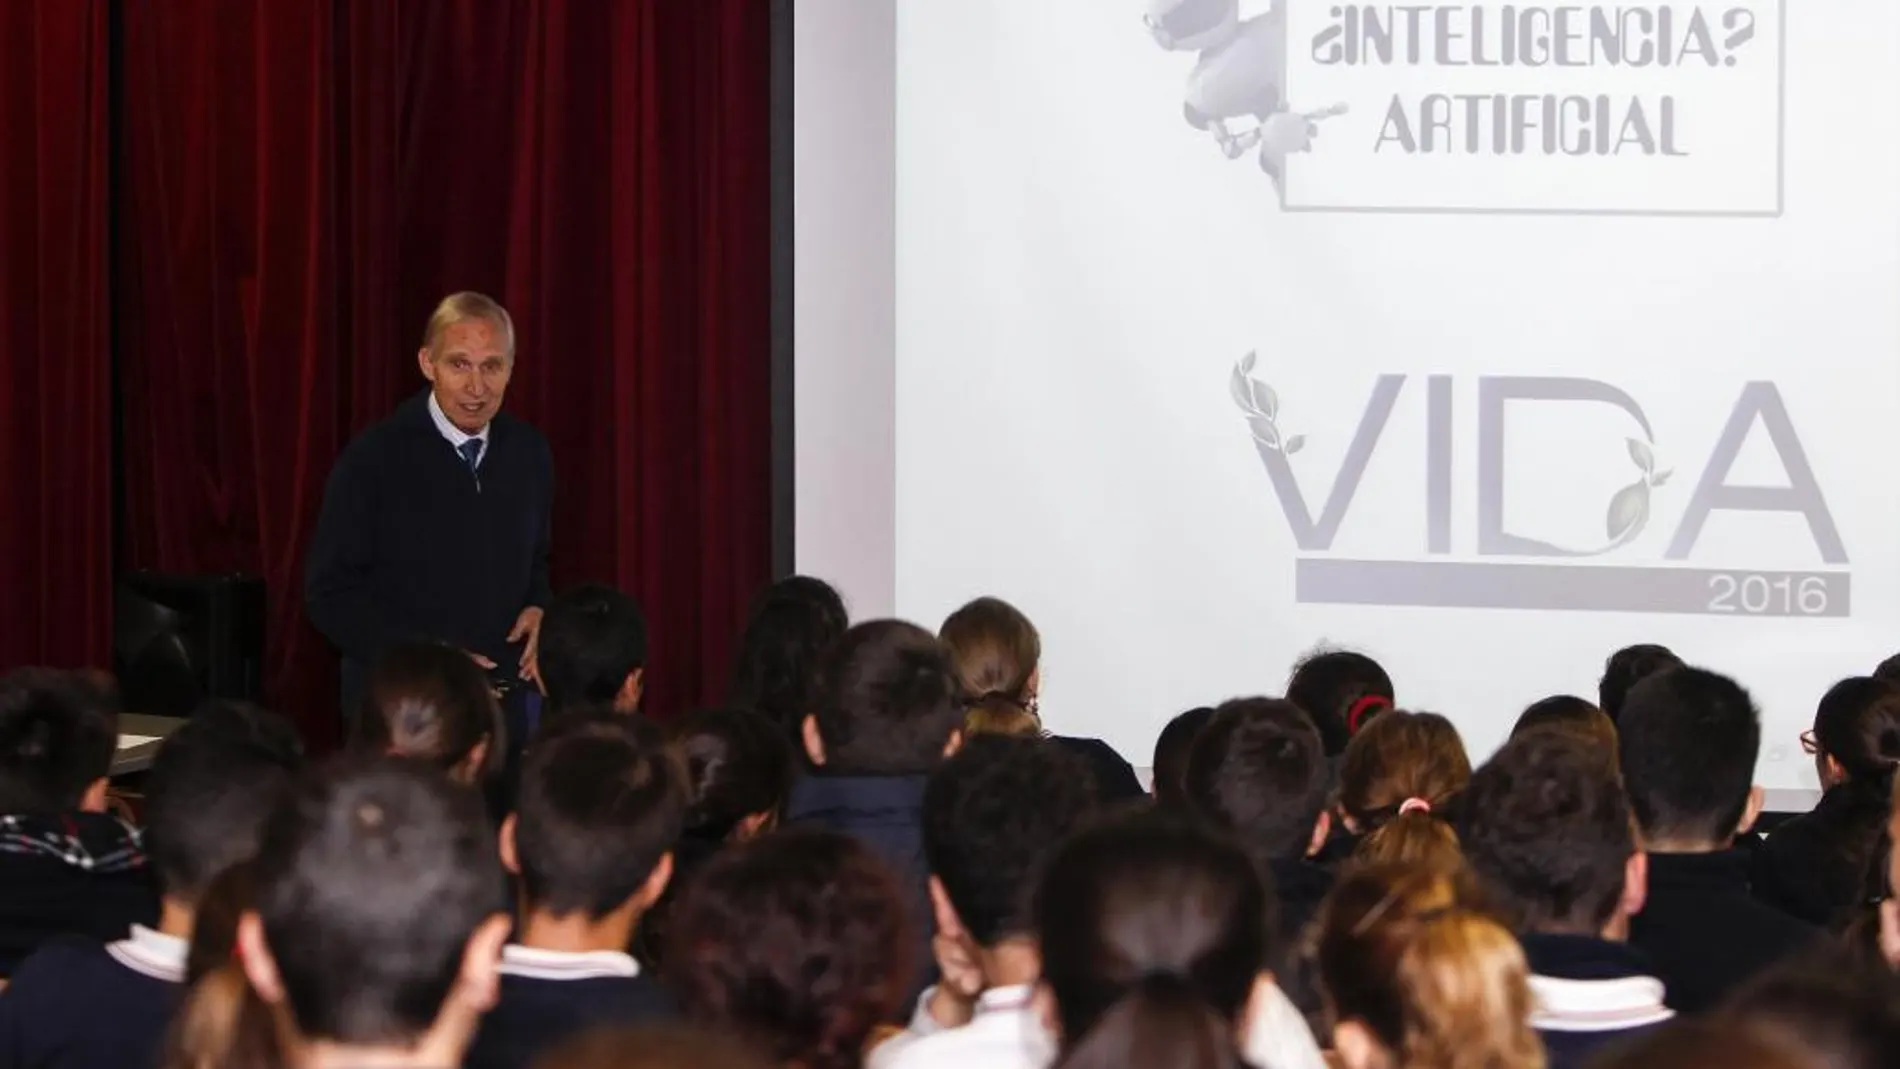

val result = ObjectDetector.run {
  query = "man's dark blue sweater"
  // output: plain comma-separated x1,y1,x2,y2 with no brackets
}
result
0,928,184,1069
1522,933,1672,1069
305,391,552,704
787,773,936,1007
1629,850,1819,1014
463,948,675,1069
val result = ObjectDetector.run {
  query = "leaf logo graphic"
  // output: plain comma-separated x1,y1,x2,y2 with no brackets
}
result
1231,352,1304,456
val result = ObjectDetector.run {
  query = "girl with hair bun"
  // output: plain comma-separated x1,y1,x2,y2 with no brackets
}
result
1334,711,1471,869
938,597,1144,802
1754,676,1900,927
1316,863,1544,1069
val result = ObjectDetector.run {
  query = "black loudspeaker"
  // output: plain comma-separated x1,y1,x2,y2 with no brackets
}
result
113,571,265,719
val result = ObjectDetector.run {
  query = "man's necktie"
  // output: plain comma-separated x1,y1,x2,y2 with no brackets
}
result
457,438,484,471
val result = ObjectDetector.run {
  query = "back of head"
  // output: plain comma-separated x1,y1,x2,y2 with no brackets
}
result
666,828,911,1069
145,701,304,904
1617,666,1759,847
250,756,505,1046
0,668,119,814
355,641,504,779
1455,729,1633,935
670,708,792,846
1599,644,1682,723
535,1024,774,1069
809,619,964,776
1511,695,1617,763
939,596,1040,705
726,575,849,737
536,584,648,714
1152,706,1216,809
1594,1020,1820,1069
1316,863,1542,1069
1337,711,1471,831
1183,698,1328,864
1036,811,1273,1069
923,734,1100,948
1812,676,1900,789
515,717,686,917
1287,649,1394,757
1723,952,1900,1069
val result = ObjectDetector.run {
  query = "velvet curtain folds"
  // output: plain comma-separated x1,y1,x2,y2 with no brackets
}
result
3,0,773,743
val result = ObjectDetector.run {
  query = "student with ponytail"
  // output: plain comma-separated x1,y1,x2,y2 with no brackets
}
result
938,597,1143,802
1034,811,1326,1069
1334,712,1470,869
1752,676,1900,927
1316,863,1544,1069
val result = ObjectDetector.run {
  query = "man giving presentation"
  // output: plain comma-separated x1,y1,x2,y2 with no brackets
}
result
305,292,553,710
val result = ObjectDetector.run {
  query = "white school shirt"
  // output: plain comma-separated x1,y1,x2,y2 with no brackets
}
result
871,980,1329,1069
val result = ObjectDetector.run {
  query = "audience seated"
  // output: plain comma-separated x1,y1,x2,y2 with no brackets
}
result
1597,644,1681,725
1618,666,1817,1012
1315,862,1543,1069
938,597,1144,803
468,716,686,1069
0,669,158,978
354,640,507,787
15,573,1900,1069
878,734,1099,1069
534,584,649,722
1750,676,1900,928
535,1024,774,1069
228,756,511,1069
1332,710,1469,868
636,707,792,967
1033,810,1326,1069
1181,698,1334,1019
1286,649,1394,758
790,620,967,1004
727,575,850,744
0,700,300,1069
1455,729,1671,1068
667,828,912,1069
1149,705,1215,808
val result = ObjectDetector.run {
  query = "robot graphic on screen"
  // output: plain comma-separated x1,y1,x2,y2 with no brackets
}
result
1143,0,1345,189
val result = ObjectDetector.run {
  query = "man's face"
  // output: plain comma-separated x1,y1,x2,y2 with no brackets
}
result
420,318,512,433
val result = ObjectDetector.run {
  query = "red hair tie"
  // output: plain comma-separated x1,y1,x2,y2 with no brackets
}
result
1347,695,1393,734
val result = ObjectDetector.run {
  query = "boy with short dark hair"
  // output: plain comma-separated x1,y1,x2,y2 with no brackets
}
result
535,584,649,719
465,717,686,1069
1456,729,1671,1067
887,734,1099,1067
0,700,302,1068
0,669,157,977
1183,699,1333,943
1617,666,1816,1012
1181,698,1333,1029
790,619,967,1002
237,757,512,1069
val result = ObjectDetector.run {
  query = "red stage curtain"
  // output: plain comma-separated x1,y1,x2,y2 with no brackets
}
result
111,0,772,741
0,1,113,669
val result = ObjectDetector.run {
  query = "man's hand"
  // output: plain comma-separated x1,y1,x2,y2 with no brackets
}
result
510,606,545,683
